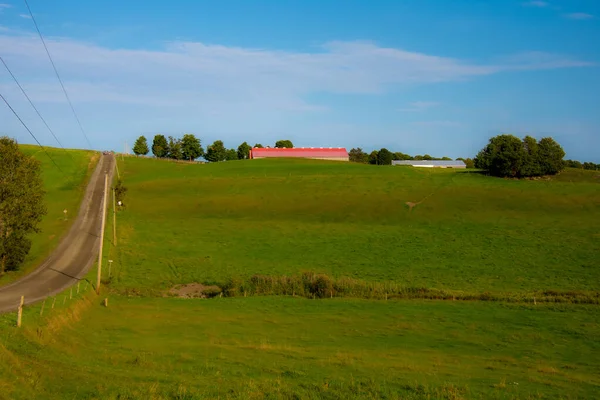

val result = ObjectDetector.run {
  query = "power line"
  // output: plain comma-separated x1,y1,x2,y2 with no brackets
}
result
23,0,93,149
0,55,73,159
0,90,64,174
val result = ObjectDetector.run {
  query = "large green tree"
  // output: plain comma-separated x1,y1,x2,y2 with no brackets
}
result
521,135,541,177
475,134,565,177
237,142,251,159
205,140,227,162
275,140,294,148
225,149,238,161
253,143,264,148
377,148,393,166
181,134,204,161
152,134,169,158
0,137,47,274
537,137,566,175
368,150,379,165
167,136,183,160
348,148,368,163
132,136,149,156
475,134,525,177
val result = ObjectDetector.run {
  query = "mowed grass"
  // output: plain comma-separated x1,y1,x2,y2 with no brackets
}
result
0,145,98,285
1,296,598,399
110,157,600,294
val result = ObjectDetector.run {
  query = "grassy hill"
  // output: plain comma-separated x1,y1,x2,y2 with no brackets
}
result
0,145,98,286
1,156,599,399
108,157,600,295
1,296,599,399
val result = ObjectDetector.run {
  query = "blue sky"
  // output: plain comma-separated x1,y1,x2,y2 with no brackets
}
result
1,0,599,161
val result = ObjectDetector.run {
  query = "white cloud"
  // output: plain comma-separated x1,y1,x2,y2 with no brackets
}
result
19,13,31,19
523,1,549,7
0,33,593,115
399,101,440,112
565,12,595,20
0,3,12,8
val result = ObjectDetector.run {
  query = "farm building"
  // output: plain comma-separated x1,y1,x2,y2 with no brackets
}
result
250,147,349,161
392,160,466,168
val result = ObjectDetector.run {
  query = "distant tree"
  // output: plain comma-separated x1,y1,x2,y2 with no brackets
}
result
413,155,424,160
181,134,204,161
167,136,183,160
537,137,565,175
253,143,264,148
475,134,525,177
237,142,251,160
565,160,582,169
441,156,452,161
475,134,565,177
393,152,412,160
583,162,598,170
225,149,238,161
152,134,169,158
377,148,393,165
0,137,47,274
520,136,542,177
132,136,149,156
422,154,433,161
463,158,475,169
349,148,368,163
368,150,379,165
205,140,227,162
275,140,294,148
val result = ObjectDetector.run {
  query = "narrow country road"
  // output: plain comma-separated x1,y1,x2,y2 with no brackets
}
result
0,154,115,312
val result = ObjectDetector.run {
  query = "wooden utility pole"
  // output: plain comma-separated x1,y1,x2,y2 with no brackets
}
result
96,173,109,295
16,296,24,327
112,187,117,246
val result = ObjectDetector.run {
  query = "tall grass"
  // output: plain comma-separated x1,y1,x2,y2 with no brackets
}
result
213,272,600,304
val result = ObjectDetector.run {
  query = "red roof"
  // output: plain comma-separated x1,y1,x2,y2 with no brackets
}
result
251,147,348,158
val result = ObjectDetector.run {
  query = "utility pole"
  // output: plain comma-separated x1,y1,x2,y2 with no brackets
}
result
96,173,108,294
112,187,117,246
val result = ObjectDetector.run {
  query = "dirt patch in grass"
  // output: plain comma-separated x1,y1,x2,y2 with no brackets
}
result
168,283,221,298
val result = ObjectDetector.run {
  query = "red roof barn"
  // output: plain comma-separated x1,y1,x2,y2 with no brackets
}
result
250,147,349,161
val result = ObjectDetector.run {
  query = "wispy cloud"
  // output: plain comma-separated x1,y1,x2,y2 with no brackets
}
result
399,101,440,112
0,34,593,114
565,12,595,20
18,13,31,19
0,3,12,8
522,1,549,8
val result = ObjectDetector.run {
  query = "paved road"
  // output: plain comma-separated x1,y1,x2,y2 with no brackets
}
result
0,154,115,312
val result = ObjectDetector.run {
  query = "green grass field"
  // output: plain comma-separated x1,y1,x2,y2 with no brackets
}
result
1,155,599,399
1,296,599,399
109,157,600,295
0,145,97,286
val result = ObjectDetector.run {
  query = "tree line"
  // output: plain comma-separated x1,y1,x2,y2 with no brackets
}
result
348,147,475,168
132,135,296,162
564,160,599,171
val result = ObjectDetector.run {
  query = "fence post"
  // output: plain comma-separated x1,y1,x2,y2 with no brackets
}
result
40,299,46,316
52,297,56,309
17,296,24,327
